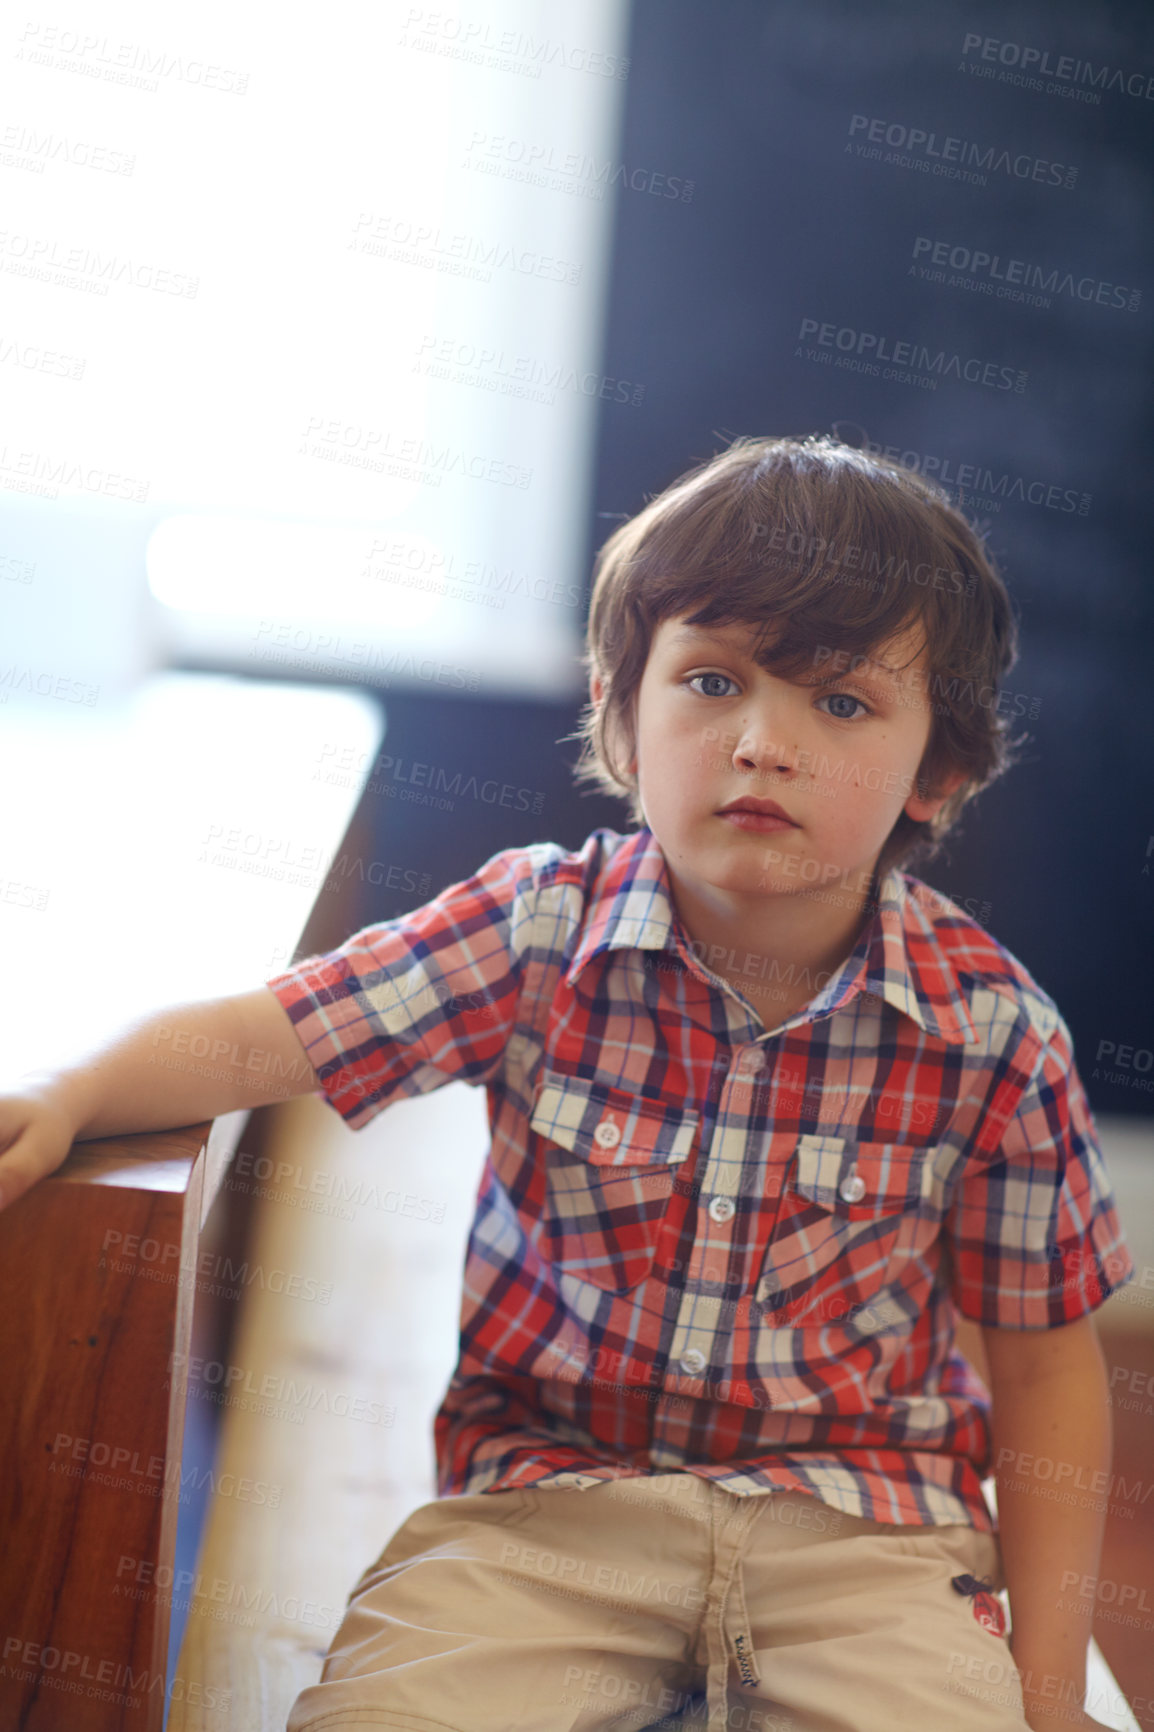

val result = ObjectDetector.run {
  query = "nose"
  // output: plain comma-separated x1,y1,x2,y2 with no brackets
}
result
732,713,797,778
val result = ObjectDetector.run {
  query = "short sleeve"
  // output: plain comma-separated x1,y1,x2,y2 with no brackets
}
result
947,1015,1134,1327
265,844,541,1129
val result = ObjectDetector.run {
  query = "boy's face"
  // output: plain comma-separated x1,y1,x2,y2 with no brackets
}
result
596,612,963,905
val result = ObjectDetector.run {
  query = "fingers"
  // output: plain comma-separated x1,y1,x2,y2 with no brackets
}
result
0,1106,72,1213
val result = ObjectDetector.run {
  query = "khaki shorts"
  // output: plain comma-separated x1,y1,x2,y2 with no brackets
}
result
286,1474,1028,1732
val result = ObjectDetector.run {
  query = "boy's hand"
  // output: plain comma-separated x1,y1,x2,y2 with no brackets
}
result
0,988,321,1214
0,1079,80,1212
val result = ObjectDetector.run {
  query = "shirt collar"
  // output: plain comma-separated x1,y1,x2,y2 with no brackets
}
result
564,826,979,1047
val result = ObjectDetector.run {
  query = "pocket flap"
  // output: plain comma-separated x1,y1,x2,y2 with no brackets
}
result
794,1136,937,1217
530,1071,699,1167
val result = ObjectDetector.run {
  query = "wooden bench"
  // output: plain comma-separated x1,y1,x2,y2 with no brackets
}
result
167,1080,1144,1732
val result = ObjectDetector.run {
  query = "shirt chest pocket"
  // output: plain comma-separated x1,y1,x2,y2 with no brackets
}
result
755,1134,942,1323
529,1071,699,1292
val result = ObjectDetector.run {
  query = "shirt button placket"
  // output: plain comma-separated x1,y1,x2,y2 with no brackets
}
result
667,1042,759,1400
697,1051,752,1291
707,1044,763,1237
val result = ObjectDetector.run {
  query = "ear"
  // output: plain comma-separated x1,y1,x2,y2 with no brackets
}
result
904,766,967,824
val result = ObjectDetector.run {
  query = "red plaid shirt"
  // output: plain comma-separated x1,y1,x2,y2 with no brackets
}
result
267,825,1132,1529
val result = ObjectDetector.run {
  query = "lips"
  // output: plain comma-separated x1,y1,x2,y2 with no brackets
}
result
718,798,797,824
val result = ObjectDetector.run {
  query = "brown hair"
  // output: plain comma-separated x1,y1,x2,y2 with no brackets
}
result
570,434,1024,879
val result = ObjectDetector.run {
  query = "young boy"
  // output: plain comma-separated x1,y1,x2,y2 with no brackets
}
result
0,436,1133,1732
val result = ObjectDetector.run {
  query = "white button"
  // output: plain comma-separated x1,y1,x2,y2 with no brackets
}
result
593,1119,621,1149
708,1196,735,1223
839,1169,866,1204
739,1048,765,1073
680,1349,707,1376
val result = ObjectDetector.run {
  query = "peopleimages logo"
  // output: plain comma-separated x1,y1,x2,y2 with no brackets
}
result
398,9,630,80
855,434,1091,518
14,21,250,96
462,133,694,202
846,114,1077,189
960,34,1154,102
911,237,1141,313
797,318,1026,392
0,121,135,175
0,227,198,295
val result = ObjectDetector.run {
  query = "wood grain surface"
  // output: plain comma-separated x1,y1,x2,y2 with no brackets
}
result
0,1125,206,1732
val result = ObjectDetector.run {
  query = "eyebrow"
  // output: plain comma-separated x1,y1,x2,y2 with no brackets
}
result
805,667,900,691
666,626,745,649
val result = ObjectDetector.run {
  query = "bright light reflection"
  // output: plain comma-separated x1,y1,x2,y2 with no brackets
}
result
146,515,446,630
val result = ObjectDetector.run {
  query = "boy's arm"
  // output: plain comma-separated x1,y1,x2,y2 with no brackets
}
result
982,1315,1115,1731
0,986,320,1211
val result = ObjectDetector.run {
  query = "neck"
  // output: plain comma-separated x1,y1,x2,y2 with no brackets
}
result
668,865,883,1019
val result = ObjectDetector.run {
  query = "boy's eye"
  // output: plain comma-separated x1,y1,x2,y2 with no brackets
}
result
686,672,739,698
817,691,870,721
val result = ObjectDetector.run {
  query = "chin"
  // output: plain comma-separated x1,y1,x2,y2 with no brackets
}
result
709,859,771,893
